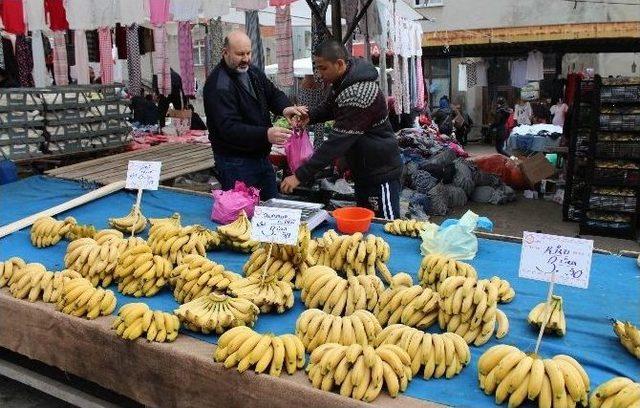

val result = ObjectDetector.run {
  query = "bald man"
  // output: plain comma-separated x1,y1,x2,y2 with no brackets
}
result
203,31,303,201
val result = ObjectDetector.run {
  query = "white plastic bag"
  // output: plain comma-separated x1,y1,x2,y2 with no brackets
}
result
419,210,493,260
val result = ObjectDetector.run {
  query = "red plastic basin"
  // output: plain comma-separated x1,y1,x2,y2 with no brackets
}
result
332,207,374,234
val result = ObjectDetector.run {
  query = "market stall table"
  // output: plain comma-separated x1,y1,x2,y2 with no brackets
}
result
1,176,638,408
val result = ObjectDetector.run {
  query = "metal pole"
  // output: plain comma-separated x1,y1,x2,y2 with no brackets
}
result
332,0,342,41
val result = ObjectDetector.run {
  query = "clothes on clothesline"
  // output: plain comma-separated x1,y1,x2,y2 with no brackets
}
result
526,50,544,81
1,0,26,35
45,0,69,31
51,31,69,85
98,27,113,84
25,0,47,32
275,5,293,88
510,59,528,88
202,0,231,18
73,29,90,84
31,31,48,87
170,0,201,22
205,18,224,75
126,24,142,95
458,64,467,92
15,35,34,87
245,10,264,71
178,21,195,96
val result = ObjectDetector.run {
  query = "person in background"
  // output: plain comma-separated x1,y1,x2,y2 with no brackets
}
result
203,30,304,201
493,97,511,156
432,95,453,135
130,91,159,126
0,68,19,88
514,97,532,125
550,97,569,127
187,104,207,130
157,69,188,128
452,101,472,146
281,39,403,219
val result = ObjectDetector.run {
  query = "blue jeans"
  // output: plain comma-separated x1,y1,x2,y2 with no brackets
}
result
214,154,278,201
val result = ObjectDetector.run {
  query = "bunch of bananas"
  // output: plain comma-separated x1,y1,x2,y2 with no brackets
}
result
228,273,294,313
300,265,385,316
114,245,172,297
528,295,566,336
0,257,26,287
295,309,382,352
306,343,412,401
30,216,77,247
490,276,516,303
612,320,640,358
170,254,240,303
8,263,49,301
174,293,259,334
149,212,181,227
243,248,297,285
437,276,509,345
93,229,125,244
109,205,147,234
418,253,477,292
42,269,83,303
269,224,311,264
478,346,590,407
383,219,430,237
590,377,640,408
64,236,146,287
375,324,470,379
214,326,306,376
55,277,117,319
112,303,180,342
308,230,393,284
374,284,440,329
216,211,260,253
65,223,97,241
389,272,414,288
147,223,209,264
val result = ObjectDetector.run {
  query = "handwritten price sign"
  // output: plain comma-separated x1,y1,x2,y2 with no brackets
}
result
250,206,301,246
125,161,162,190
518,232,593,289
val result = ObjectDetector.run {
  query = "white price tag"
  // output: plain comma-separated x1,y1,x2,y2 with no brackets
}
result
250,206,302,246
125,161,162,190
518,232,593,289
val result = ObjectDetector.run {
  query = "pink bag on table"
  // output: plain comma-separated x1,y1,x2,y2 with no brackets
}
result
211,181,260,224
284,128,314,173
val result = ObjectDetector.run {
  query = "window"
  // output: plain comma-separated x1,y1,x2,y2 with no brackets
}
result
193,39,205,66
414,0,443,8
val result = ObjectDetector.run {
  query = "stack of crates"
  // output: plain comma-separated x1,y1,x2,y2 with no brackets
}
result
0,89,46,160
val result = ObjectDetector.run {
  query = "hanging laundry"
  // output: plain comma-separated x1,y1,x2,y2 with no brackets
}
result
270,0,296,5
64,0,95,30
25,0,47,32
148,0,171,25
92,0,116,28
466,61,478,88
31,31,48,87
152,25,170,95
416,57,425,110
526,50,544,81
115,24,128,60
234,0,268,10
409,57,416,107
74,29,90,84
86,30,100,63
44,0,69,31
65,29,76,66
126,24,142,95
341,0,358,52
51,31,69,85
98,27,113,84
1,0,26,35
376,0,389,98
0,40,4,70
116,0,147,26
476,60,488,87
138,27,155,55
510,59,528,88
202,0,231,18
15,35,34,87
170,0,201,22
2,38,19,79
245,11,264,71
457,64,468,92
178,21,196,96
401,57,410,114
275,5,293,87
206,18,224,74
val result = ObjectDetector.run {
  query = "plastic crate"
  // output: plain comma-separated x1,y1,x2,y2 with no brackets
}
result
0,127,45,160
593,168,640,186
588,195,636,212
599,113,640,132
600,85,640,103
0,89,44,112
595,142,640,160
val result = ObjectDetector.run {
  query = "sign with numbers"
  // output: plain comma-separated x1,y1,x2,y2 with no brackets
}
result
250,206,301,246
518,232,593,289
125,161,162,190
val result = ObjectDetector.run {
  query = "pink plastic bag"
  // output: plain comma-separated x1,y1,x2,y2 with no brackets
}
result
284,128,314,173
211,181,260,224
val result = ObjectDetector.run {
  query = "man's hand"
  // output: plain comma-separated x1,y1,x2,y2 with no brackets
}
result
280,175,300,194
267,127,292,145
283,106,310,128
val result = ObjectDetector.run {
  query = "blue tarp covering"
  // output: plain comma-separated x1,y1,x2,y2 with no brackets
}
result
1,176,638,407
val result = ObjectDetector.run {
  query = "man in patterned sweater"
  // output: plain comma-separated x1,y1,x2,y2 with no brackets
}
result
281,40,403,219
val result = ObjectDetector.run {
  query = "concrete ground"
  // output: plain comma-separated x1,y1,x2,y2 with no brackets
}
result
0,378,69,408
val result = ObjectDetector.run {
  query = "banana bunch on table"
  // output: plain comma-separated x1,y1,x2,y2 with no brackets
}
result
590,377,640,408
300,265,385,316
478,345,590,408
295,309,382,352
528,295,566,336
55,276,117,319
308,230,393,284
418,253,477,292
174,293,259,334
228,272,294,314
170,254,240,304
8,262,49,301
147,222,209,264
114,244,173,297
375,324,470,379
65,223,98,241
214,326,306,377
42,269,83,303
383,219,430,238
30,216,77,247
437,276,510,345
243,247,298,286
306,343,413,401
112,303,180,342
216,211,260,253
374,283,440,329
612,320,640,359
109,205,147,234
0,257,26,288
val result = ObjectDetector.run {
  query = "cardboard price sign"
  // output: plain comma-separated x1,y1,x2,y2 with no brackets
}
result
250,206,301,246
125,161,162,190
519,232,593,289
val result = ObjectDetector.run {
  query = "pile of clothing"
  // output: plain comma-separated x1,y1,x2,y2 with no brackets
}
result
127,129,209,150
505,124,563,155
398,128,516,218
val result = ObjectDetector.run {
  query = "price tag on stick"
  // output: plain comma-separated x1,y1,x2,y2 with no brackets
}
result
125,160,162,237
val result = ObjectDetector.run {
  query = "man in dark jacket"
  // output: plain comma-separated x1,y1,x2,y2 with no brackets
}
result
281,40,403,219
157,69,188,128
203,31,303,200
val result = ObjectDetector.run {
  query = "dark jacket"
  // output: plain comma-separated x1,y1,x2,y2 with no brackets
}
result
295,59,402,187
203,60,291,158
